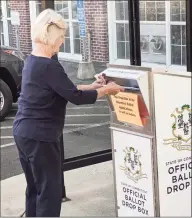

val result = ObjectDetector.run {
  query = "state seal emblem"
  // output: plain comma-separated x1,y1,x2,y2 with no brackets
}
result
120,147,147,183
164,104,192,151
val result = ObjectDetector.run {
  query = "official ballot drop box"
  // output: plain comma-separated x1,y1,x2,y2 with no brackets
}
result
102,65,158,217
153,70,191,217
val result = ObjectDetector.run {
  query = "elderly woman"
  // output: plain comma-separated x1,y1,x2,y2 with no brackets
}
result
13,9,123,217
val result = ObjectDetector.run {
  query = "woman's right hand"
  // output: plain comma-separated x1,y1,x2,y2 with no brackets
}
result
96,82,124,99
104,82,124,95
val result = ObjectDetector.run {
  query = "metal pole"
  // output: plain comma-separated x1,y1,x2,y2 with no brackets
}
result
127,0,141,66
186,0,192,72
128,0,135,65
132,0,141,66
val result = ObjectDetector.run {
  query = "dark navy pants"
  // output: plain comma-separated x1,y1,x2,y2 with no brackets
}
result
14,135,62,217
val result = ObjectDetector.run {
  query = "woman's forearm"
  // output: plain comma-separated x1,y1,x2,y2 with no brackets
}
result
76,84,93,91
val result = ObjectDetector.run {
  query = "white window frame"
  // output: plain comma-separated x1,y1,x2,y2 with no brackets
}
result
1,0,10,46
108,1,130,66
107,1,187,71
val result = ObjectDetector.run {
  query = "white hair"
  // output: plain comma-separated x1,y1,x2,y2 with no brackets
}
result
31,9,67,47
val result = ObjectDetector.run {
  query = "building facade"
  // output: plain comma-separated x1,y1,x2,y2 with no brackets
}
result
0,0,187,71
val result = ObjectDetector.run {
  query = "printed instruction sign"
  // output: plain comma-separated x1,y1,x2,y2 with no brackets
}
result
154,73,191,216
112,130,155,217
110,92,149,126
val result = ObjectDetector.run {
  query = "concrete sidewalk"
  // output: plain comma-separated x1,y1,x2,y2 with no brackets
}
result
1,161,116,217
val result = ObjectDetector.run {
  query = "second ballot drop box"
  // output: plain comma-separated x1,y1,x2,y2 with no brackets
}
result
102,65,159,217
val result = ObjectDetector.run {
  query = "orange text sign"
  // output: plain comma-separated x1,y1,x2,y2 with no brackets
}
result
110,92,148,127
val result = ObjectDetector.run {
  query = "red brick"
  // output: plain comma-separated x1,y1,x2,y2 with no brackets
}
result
10,0,32,53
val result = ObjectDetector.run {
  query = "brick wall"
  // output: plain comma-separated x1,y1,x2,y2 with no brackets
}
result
10,0,32,53
84,1,109,63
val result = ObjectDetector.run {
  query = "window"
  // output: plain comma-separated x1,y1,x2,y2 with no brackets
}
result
55,0,81,55
0,0,13,46
60,22,71,53
35,0,41,17
139,0,186,68
115,1,130,60
73,22,80,54
170,1,186,66
0,3,5,45
31,0,81,60
140,1,166,21
7,20,13,47
6,0,13,46
72,1,81,54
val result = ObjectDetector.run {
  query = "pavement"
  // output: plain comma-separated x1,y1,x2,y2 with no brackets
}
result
0,61,117,216
1,161,116,217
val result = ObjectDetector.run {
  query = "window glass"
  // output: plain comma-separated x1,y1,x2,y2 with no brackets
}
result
140,1,165,21
72,1,77,19
115,1,128,21
35,0,41,17
170,1,186,22
55,1,69,19
139,1,186,67
0,3,4,46
6,0,11,18
115,1,130,60
73,22,81,54
7,20,13,47
171,25,186,65
60,22,71,53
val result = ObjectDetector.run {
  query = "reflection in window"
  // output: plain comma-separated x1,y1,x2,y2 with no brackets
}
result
0,20,4,45
73,22,81,54
140,1,165,21
116,23,129,59
170,1,186,22
7,20,13,47
6,0,11,18
0,3,4,45
55,1,69,19
35,0,41,17
72,1,77,19
171,25,186,65
60,23,71,53
115,1,128,21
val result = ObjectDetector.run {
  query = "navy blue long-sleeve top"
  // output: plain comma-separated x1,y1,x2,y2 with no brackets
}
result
13,55,97,142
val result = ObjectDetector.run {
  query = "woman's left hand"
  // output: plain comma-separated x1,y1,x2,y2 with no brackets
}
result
90,79,104,89
90,73,106,89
